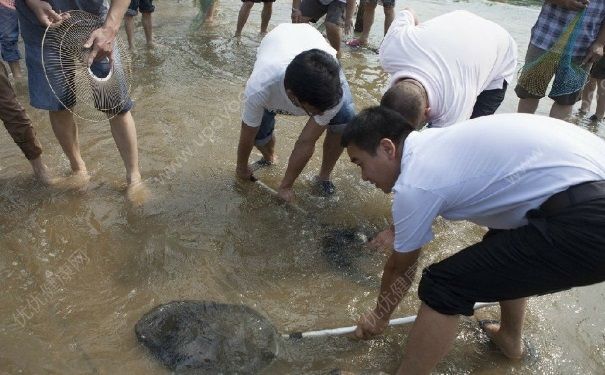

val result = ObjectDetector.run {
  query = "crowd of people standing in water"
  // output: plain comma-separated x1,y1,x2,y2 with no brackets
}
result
2,0,605,373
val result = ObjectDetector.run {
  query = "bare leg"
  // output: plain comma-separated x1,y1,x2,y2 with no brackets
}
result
124,15,135,49
481,298,527,359
141,12,153,47
396,303,460,375
325,22,343,58
108,111,149,204
549,102,573,121
255,135,277,163
8,61,23,79
260,2,272,34
49,110,86,174
358,2,377,45
204,0,217,24
235,1,254,37
383,6,395,35
594,78,605,119
318,130,343,181
108,111,140,183
580,78,597,113
517,98,539,114
29,156,55,185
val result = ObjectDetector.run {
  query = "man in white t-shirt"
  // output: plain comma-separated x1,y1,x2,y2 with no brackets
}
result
342,107,605,372
379,9,518,129
236,23,356,201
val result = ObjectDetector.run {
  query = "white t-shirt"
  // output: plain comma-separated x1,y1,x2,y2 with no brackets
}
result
392,113,605,253
242,23,344,127
379,10,518,128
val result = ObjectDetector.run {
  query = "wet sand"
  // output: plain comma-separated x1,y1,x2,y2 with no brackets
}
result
0,0,603,374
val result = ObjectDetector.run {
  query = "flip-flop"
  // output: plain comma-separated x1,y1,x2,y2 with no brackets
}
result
477,320,539,363
345,38,365,48
250,158,274,172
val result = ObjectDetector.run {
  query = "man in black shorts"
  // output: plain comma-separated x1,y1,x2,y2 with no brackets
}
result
292,0,356,58
343,107,605,373
579,56,605,121
379,8,517,129
236,0,274,37
124,0,155,48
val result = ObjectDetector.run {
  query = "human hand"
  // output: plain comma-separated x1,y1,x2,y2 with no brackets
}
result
368,227,395,251
355,309,389,340
291,8,302,23
83,26,116,66
278,186,295,202
27,0,67,27
557,0,589,11
583,41,604,66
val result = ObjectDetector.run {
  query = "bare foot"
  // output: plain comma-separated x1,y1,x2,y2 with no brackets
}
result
54,170,91,190
29,157,56,185
481,321,524,359
126,180,150,206
8,61,23,79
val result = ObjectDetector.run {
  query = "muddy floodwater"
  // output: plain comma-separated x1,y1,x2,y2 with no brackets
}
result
1,0,604,374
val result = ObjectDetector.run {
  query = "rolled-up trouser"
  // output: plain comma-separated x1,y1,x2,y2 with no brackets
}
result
418,180,605,316
0,62,42,160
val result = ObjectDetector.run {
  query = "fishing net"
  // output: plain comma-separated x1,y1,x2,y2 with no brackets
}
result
41,10,133,122
135,301,279,372
517,9,589,98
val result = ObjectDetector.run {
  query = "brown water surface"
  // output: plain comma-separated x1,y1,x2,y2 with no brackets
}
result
1,0,604,374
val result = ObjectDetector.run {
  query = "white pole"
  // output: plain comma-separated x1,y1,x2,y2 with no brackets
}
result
284,302,498,339
253,178,309,216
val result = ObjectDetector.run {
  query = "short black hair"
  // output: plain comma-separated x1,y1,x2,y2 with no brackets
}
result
380,82,425,129
341,106,415,154
284,49,343,112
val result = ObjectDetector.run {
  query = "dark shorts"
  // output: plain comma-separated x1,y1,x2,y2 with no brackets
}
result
418,181,605,316
515,44,584,105
470,80,508,119
590,56,605,80
255,79,356,146
126,0,155,17
300,0,346,28
362,0,396,7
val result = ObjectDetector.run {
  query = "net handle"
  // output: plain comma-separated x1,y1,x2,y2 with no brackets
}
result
283,302,498,339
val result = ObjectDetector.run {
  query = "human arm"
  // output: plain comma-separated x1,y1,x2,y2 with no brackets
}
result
278,117,325,202
355,249,421,339
402,7,419,25
236,121,260,181
24,0,65,26
292,0,302,22
344,0,356,35
83,0,130,65
583,16,605,65
547,0,589,11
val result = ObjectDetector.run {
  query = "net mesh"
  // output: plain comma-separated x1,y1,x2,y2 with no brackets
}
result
517,9,589,98
41,10,133,122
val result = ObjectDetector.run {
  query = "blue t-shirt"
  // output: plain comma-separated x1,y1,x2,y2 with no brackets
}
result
16,0,108,43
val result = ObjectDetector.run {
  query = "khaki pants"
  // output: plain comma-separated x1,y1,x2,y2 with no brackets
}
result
1,63,42,160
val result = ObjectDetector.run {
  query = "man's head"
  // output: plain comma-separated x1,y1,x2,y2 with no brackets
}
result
341,106,415,193
380,79,430,129
284,49,342,116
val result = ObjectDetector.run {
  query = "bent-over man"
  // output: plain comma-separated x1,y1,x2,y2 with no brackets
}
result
343,107,605,374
